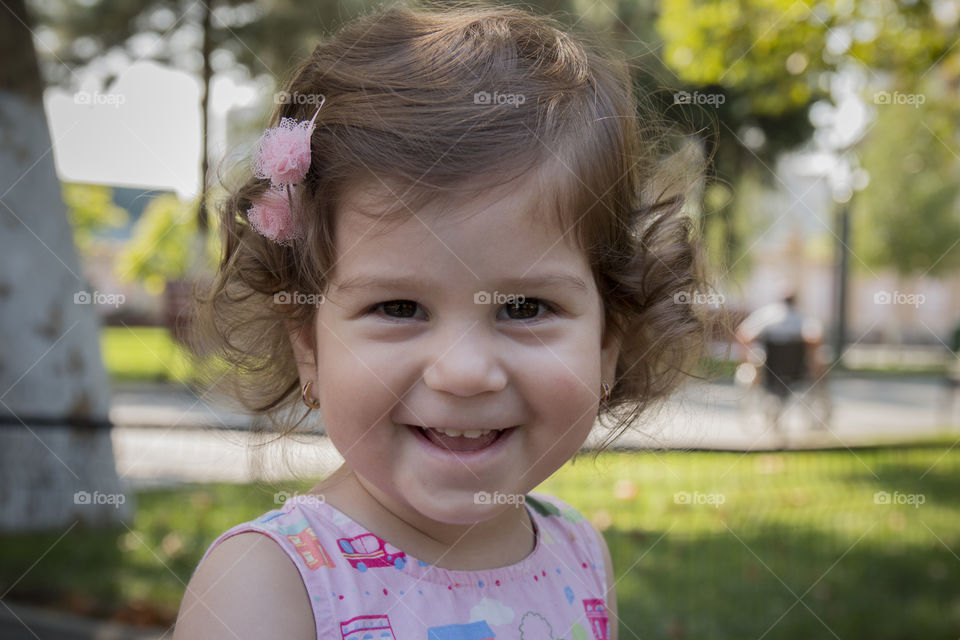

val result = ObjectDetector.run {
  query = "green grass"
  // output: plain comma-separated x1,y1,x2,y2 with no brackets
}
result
100,326,198,383
548,444,960,639
1,441,957,636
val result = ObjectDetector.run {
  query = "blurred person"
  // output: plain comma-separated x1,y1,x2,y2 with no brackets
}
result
735,291,827,432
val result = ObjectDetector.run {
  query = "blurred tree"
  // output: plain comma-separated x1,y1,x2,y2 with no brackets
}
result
0,0,132,531
28,0,368,242
653,0,958,273
852,76,960,277
61,181,129,252
114,192,220,296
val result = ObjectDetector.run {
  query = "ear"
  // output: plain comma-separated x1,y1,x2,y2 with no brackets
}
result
599,318,622,396
285,316,318,388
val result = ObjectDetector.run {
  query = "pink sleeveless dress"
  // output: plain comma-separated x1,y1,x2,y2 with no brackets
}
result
198,491,612,640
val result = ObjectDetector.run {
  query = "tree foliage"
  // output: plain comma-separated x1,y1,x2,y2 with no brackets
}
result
852,76,960,276
61,181,129,251
114,192,219,295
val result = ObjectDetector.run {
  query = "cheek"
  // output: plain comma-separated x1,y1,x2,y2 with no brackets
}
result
532,342,601,403
313,338,392,436
534,368,602,429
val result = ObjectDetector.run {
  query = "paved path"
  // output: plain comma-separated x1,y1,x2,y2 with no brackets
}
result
110,375,960,487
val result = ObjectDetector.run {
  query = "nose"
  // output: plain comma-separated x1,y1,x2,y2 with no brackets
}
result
422,321,508,397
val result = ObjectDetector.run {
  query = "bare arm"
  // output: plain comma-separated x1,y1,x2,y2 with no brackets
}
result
173,532,315,640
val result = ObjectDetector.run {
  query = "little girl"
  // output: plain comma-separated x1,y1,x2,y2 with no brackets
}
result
174,1,710,638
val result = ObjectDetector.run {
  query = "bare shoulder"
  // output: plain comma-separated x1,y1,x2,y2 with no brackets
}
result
173,532,315,640
594,526,618,640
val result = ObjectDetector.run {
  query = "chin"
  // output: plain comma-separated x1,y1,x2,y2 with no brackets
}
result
408,489,513,526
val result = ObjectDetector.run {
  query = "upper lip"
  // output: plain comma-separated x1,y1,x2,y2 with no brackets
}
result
405,423,516,431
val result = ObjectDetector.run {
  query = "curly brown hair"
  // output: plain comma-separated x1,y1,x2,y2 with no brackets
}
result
187,0,723,459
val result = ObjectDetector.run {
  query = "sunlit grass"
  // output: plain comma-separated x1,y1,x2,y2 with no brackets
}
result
100,326,197,383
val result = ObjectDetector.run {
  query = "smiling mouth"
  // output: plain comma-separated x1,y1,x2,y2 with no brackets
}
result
408,425,515,453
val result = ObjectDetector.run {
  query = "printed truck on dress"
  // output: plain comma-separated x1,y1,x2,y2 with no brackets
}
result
287,525,335,570
582,599,608,640
270,514,336,570
341,615,397,640
337,532,407,571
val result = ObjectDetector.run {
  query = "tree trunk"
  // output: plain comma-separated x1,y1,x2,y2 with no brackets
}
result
196,0,213,239
0,0,132,531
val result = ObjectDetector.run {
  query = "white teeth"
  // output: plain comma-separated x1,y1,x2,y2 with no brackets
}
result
434,428,495,438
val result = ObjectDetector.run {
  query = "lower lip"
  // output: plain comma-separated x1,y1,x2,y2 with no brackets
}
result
406,424,517,465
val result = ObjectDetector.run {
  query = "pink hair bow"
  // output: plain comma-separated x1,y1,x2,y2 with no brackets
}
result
247,95,325,245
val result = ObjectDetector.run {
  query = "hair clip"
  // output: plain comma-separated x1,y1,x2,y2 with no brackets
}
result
246,95,325,244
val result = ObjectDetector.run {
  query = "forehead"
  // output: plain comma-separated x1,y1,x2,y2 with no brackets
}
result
330,166,587,283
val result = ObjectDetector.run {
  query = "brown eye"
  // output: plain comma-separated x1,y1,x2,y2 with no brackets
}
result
501,298,554,321
374,300,420,319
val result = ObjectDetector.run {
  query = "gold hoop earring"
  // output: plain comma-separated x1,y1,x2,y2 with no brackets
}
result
600,381,611,403
301,381,322,409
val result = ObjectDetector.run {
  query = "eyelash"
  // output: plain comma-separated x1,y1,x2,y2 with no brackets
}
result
365,298,559,324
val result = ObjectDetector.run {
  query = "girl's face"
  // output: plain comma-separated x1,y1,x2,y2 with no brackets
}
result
289,170,620,526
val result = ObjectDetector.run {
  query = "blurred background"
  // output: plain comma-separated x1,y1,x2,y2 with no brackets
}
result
0,0,958,637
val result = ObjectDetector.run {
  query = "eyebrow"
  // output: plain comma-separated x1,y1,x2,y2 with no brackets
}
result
331,272,590,295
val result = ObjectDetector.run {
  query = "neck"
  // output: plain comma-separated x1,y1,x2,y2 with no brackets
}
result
314,465,535,570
